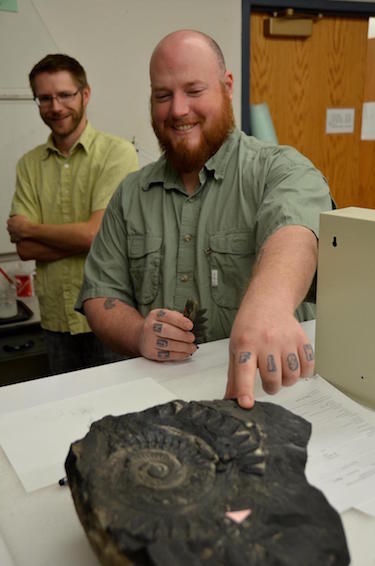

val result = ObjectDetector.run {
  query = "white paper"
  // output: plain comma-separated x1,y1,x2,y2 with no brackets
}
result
166,364,227,401
369,17,375,39
326,108,355,134
0,378,175,492
355,496,375,517
257,376,375,513
361,101,375,140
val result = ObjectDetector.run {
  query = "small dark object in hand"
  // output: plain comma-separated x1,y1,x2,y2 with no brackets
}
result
183,298,208,344
65,399,350,566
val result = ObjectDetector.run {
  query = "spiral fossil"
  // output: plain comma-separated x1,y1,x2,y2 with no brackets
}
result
65,399,350,566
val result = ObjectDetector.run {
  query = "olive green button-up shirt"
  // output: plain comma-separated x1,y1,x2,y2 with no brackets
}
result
77,128,332,341
11,122,138,334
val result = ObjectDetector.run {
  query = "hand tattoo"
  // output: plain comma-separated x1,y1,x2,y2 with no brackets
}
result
157,338,168,347
157,351,170,359
239,352,251,364
103,298,117,310
303,344,314,361
287,353,299,371
267,354,277,372
157,309,167,318
153,323,163,333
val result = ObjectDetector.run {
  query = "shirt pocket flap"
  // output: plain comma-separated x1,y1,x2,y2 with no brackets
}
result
209,231,252,254
128,235,162,258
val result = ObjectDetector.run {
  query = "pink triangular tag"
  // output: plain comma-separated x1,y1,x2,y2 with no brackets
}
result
225,509,252,524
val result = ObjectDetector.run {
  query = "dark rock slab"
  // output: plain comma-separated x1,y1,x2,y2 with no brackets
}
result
65,399,350,566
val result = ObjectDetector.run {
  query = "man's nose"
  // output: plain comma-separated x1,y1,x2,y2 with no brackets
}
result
170,93,189,117
48,96,64,111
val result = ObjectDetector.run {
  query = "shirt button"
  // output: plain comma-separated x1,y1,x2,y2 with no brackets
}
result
180,274,189,282
64,163,70,168
184,234,192,242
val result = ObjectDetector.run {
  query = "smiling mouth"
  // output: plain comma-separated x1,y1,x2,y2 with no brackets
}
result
172,123,196,132
50,114,71,122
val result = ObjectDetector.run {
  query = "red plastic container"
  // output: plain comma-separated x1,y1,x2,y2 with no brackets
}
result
15,274,33,297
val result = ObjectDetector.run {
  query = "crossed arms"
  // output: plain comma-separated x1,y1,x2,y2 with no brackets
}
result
7,211,105,262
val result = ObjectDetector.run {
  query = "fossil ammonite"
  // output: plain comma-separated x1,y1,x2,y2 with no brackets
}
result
65,399,350,566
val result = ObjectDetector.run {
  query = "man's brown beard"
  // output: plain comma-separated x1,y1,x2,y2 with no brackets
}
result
42,96,85,139
152,85,235,173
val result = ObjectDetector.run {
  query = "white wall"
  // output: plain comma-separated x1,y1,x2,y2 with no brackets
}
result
0,0,241,254
32,0,242,157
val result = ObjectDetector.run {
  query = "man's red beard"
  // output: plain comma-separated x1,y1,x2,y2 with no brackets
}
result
151,85,235,174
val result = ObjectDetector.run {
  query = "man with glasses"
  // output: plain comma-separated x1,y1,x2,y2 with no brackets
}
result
7,54,138,374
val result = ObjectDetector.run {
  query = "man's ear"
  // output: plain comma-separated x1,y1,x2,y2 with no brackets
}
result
224,71,234,100
82,85,91,107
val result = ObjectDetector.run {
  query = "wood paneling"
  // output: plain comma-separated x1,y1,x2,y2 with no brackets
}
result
250,13,371,208
359,37,375,208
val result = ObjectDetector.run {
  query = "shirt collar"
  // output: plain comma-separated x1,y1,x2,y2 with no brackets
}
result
204,128,240,180
141,155,185,192
141,128,241,191
42,121,94,159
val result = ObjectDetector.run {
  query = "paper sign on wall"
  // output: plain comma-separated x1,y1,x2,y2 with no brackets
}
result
326,108,355,134
0,0,17,12
361,101,375,140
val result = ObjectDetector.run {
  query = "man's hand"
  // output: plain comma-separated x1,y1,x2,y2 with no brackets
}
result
7,215,33,243
225,303,315,409
224,225,318,409
139,308,197,361
84,299,198,361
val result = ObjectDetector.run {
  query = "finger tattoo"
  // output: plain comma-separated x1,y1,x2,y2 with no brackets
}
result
157,338,168,347
287,353,299,371
157,309,167,318
103,298,117,310
239,352,251,364
267,354,277,372
157,351,170,359
303,344,314,361
153,323,163,333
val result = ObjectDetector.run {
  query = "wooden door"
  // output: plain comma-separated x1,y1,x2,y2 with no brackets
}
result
250,12,375,208
359,36,375,208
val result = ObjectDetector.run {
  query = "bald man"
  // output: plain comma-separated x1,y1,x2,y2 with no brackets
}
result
76,30,332,408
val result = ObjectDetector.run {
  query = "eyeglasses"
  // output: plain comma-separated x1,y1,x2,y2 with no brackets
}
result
34,89,80,109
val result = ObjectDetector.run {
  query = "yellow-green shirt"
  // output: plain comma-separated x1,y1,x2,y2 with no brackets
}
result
11,122,138,333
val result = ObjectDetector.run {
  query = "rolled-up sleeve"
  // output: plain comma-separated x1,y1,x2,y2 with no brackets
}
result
10,157,42,223
90,139,138,212
76,184,135,312
254,145,332,252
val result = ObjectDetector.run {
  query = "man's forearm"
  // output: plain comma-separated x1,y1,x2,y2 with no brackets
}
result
84,298,144,356
226,225,318,408
246,225,318,312
25,221,97,253
16,240,77,262
9,210,104,253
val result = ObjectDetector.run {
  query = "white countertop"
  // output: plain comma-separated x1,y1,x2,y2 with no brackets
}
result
0,320,373,566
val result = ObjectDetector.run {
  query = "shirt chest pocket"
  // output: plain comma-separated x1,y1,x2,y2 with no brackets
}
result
128,235,162,305
209,231,255,309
